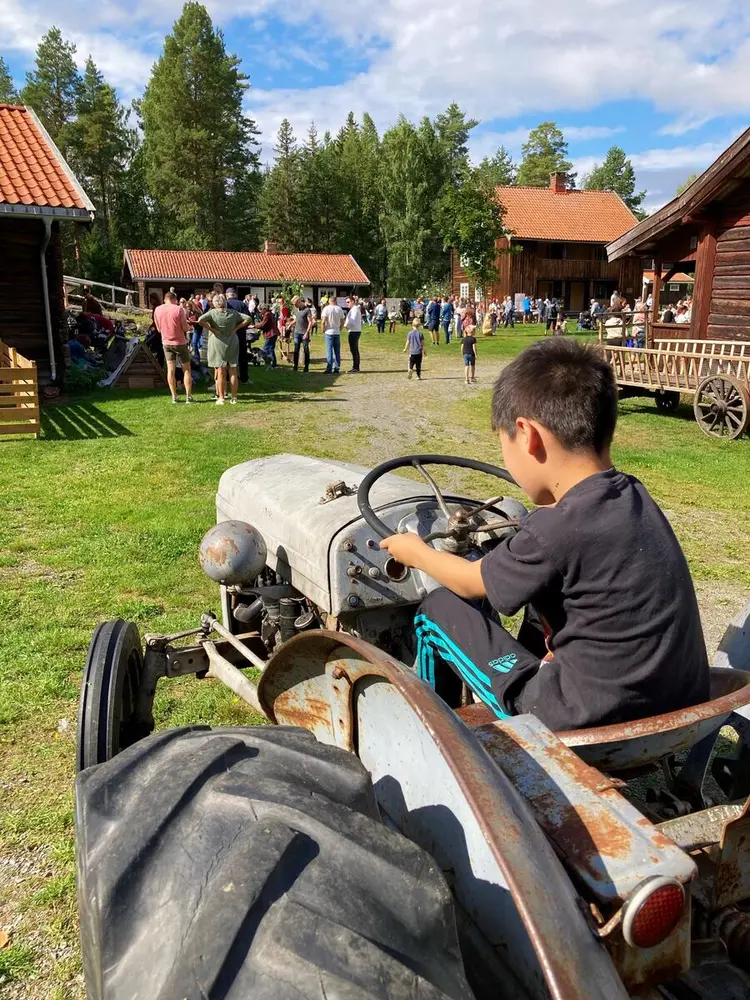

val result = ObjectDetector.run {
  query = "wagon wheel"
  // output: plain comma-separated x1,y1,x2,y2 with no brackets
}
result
76,619,154,772
693,375,750,440
654,389,680,413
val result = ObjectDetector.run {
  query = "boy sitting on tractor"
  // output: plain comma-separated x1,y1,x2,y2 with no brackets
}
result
381,338,709,731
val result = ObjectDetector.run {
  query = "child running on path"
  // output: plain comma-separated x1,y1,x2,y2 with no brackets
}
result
404,318,426,379
461,326,477,383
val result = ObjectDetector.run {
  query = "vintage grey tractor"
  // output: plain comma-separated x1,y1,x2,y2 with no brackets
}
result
74,453,750,1000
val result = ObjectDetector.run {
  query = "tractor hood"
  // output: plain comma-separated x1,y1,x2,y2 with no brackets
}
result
216,454,437,611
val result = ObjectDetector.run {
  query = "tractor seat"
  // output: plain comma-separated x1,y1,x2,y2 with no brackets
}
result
456,668,750,774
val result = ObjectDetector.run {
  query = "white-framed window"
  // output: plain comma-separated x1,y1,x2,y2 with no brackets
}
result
459,282,469,301
474,286,483,303
669,283,680,291
459,253,470,268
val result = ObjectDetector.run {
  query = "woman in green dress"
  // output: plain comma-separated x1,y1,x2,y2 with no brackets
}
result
197,294,249,404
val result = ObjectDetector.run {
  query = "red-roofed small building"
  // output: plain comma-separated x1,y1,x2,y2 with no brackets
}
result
0,104,95,379
451,173,642,312
123,243,371,308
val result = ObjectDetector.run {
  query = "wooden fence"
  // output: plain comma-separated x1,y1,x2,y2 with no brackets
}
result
0,340,40,438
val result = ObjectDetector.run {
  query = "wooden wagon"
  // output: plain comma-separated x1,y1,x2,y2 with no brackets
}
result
602,337,750,439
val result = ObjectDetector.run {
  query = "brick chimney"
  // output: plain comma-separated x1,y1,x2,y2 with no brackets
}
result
550,172,567,193
264,239,278,254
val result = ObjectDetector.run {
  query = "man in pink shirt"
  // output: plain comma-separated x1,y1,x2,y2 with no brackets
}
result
153,292,194,403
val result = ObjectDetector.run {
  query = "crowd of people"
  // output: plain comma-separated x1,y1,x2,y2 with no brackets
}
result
68,280,696,403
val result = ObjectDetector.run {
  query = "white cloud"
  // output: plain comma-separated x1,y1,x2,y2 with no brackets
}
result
630,135,741,172
5,0,750,125
5,0,750,208
564,125,625,141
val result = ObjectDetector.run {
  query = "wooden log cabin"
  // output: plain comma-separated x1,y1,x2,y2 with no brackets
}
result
607,127,750,343
451,173,642,311
0,104,95,382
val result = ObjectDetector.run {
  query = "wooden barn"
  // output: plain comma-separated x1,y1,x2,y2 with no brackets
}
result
607,127,750,342
123,244,371,309
0,104,95,381
451,173,642,311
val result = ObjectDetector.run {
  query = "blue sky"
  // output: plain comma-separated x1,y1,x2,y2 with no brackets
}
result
3,0,750,211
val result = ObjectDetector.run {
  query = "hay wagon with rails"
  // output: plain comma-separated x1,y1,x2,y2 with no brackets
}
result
74,453,750,1000
602,337,750,439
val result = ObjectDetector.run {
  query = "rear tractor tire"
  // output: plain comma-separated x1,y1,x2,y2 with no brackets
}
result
75,725,474,1000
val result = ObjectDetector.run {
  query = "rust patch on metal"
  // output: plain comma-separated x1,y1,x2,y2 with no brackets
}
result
273,692,331,729
205,537,240,563
713,796,750,908
557,668,750,747
635,816,679,851
555,804,633,862
604,907,691,992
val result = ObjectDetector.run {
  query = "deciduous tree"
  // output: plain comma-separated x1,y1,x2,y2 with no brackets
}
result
437,174,506,293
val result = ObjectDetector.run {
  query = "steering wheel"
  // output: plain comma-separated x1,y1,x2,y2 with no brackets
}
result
357,454,518,544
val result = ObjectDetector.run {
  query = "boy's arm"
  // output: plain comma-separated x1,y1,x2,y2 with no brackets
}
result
380,534,485,598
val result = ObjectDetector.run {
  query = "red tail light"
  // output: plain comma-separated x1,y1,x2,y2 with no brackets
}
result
622,877,685,949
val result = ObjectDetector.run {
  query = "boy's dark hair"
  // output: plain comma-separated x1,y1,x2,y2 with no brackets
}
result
491,338,617,453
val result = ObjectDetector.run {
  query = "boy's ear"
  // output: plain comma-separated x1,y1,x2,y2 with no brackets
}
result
517,418,545,458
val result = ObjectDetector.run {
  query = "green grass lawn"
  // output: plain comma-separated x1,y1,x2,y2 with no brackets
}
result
0,323,748,998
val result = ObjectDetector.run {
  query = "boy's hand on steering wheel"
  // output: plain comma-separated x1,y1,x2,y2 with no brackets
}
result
380,532,429,568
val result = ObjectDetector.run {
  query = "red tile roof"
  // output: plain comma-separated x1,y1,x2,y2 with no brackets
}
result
644,270,694,284
125,249,370,285
0,104,93,214
495,186,638,243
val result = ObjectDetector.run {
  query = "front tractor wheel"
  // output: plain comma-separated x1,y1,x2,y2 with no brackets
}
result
76,619,154,772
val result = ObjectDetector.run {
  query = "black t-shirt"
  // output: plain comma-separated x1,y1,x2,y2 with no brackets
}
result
461,335,476,355
480,469,709,730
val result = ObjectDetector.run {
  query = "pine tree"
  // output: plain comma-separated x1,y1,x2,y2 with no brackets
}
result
516,122,574,187
140,2,260,249
20,27,81,153
434,103,478,185
259,118,301,250
583,146,645,214
380,117,447,295
474,146,516,188
295,124,324,251
68,57,132,263
0,56,18,103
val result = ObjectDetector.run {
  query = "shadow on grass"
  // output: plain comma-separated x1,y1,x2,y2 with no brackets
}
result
41,401,135,440
617,401,697,424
